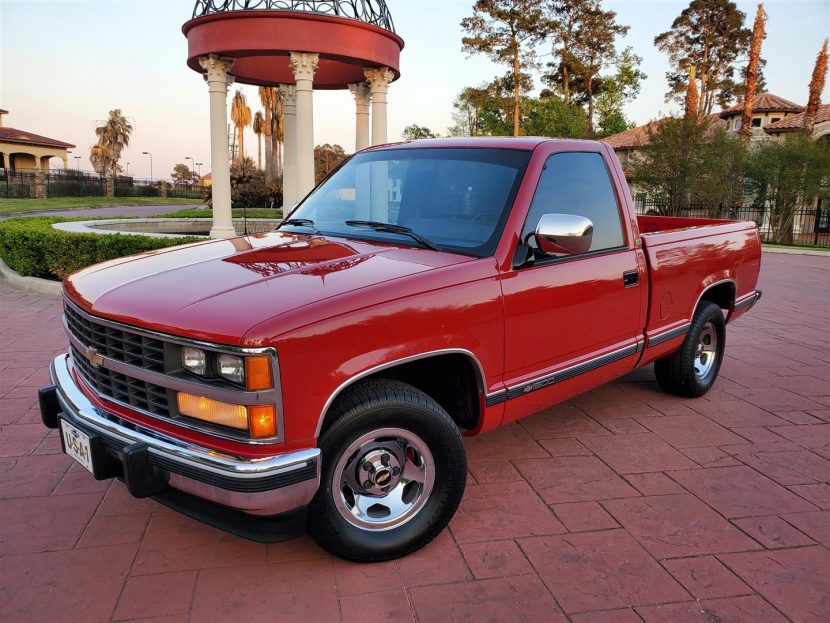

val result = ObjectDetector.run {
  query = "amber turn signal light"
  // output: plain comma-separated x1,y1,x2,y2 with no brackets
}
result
248,405,277,438
245,356,273,391
177,393,248,430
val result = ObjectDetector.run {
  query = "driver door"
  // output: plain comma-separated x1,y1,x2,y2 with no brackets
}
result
499,149,646,423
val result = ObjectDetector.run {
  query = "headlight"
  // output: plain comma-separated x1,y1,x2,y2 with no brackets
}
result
182,347,207,376
217,353,245,384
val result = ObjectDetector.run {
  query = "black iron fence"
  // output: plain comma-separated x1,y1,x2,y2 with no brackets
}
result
44,170,105,197
0,169,204,201
0,170,36,198
634,196,830,248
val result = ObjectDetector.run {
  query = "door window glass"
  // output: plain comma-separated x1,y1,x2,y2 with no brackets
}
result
521,152,625,257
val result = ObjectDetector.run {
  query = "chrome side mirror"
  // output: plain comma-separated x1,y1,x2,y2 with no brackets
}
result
534,213,594,256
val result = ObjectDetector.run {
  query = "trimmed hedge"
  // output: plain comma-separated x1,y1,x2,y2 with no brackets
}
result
0,217,202,281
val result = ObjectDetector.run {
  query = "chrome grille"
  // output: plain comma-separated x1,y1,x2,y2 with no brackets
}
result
64,304,165,372
70,344,171,417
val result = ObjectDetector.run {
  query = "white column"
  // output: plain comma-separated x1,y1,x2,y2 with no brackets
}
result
364,67,394,146
279,84,298,210
199,55,235,239
289,52,319,202
364,68,394,221
348,81,372,152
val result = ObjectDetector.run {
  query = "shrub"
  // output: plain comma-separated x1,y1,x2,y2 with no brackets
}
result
0,217,202,281
201,158,284,209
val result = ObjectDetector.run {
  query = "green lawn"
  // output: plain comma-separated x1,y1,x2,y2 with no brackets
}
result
157,207,282,219
0,197,203,214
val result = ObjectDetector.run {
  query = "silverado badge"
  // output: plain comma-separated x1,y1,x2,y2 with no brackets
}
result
84,346,104,369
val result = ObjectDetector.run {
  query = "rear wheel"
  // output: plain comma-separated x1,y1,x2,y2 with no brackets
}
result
308,379,466,562
655,301,726,397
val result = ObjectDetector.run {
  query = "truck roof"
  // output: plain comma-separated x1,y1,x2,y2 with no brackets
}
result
365,136,606,152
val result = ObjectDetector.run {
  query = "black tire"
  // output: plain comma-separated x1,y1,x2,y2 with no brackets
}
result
308,379,466,562
654,301,726,397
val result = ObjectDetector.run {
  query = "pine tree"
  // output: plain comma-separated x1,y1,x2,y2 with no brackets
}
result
655,0,752,114
461,0,552,136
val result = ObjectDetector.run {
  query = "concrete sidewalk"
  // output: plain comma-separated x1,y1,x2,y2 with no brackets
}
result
0,253,828,622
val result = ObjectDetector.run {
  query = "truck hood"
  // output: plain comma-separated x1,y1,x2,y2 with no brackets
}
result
64,232,472,344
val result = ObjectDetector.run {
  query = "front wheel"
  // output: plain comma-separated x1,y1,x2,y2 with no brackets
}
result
308,379,466,562
654,301,726,397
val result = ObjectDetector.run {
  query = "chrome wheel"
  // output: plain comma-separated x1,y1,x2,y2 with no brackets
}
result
694,322,718,380
332,427,435,531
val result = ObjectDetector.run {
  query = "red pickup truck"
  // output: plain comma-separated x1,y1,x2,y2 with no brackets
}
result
39,138,762,561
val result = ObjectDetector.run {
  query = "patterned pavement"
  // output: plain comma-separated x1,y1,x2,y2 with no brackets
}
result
0,252,828,623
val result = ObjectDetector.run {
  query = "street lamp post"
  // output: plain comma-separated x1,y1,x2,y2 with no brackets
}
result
185,156,196,185
74,156,81,171
126,162,130,176
142,151,153,180
196,162,203,178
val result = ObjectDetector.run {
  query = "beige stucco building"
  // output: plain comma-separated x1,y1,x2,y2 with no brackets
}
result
0,109,76,172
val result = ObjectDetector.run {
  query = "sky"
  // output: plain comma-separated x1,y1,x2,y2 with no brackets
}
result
1,0,828,180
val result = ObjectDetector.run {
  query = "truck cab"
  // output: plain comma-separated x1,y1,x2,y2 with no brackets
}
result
40,138,762,561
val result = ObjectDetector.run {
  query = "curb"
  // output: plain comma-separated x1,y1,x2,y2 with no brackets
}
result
0,257,62,296
762,246,830,257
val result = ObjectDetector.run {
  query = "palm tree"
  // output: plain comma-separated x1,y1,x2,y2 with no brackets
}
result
259,86,281,182
230,90,252,162
89,142,107,175
804,39,828,135
253,111,265,170
93,109,133,176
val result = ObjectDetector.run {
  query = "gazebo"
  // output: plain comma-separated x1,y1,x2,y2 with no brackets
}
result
182,0,404,238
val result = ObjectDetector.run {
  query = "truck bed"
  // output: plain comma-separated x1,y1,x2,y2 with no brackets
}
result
636,215,762,363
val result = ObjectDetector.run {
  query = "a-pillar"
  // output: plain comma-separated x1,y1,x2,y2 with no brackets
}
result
364,67,394,146
279,84,297,210
199,55,235,239
348,82,372,152
289,52,319,202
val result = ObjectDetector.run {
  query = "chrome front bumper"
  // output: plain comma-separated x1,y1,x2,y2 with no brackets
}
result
44,354,321,517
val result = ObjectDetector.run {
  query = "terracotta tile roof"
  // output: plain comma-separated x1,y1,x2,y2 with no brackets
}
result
719,92,804,118
601,113,725,150
0,127,75,150
0,109,8,115
764,103,830,134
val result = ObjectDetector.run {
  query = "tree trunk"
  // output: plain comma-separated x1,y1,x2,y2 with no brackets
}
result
257,134,262,170
513,53,520,137
586,72,594,136
563,61,570,104
238,127,245,163
263,106,275,184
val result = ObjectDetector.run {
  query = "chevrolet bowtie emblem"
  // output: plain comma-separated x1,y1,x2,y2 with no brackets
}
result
84,346,104,368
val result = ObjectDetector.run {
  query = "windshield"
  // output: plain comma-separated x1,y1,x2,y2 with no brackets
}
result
281,148,532,256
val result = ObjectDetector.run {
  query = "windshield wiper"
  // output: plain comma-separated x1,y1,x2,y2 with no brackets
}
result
345,220,441,251
279,218,320,234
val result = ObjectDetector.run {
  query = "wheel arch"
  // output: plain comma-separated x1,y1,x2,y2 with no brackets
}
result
315,349,487,437
694,279,736,314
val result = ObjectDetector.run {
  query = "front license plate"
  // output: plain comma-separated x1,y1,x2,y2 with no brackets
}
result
61,420,94,474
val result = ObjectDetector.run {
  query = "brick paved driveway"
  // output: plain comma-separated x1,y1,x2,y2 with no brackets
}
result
1,252,828,623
